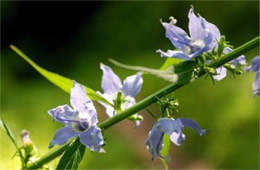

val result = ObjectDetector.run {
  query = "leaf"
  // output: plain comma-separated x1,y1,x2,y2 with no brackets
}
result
0,119,25,166
160,58,184,70
0,119,19,150
10,45,111,106
56,138,85,170
109,59,198,84
160,134,171,170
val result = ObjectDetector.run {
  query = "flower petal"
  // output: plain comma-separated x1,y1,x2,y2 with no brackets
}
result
70,81,98,124
188,6,220,41
49,127,79,148
79,126,104,152
122,72,143,97
100,63,122,95
145,124,165,159
179,118,207,136
48,104,78,124
170,131,186,146
161,18,191,51
96,91,115,117
213,66,227,81
247,56,260,72
253,72,260,96
156,49,191,60
157,118,183,135
224,47,247,66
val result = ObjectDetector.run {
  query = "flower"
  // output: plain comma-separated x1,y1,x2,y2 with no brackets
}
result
246,56,260,96
48,81,104,152
157,6,220,60
97,64,143,126
145,117,207,159
213,47,247,81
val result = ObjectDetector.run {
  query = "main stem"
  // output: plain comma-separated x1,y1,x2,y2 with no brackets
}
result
27,36,259,169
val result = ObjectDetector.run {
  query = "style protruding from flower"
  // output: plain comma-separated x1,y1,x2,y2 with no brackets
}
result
246,56,260,96
146,117,207,159
157,6,220,60
48,81,104,152
97,63,143,126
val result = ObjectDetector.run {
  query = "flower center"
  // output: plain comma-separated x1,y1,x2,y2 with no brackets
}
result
75,120,89,132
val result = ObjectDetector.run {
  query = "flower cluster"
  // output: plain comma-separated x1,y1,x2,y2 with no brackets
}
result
45,5,258,167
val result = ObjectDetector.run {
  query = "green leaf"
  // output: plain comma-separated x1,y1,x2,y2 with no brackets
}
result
0,119,25,167
0,119,19,150
160,134,171,170
109,59,198,84
56,138,85,170
160,58,184,70
10,45,111,106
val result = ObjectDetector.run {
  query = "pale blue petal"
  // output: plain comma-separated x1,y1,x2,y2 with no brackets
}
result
70,81,96,115
161,19,191,51
179,118,207,136
156,49,190,60
80,126,104,152
48,104,78,124
157,118,183,135
122,72,143,97
253,72,260,96
247,56,260,72
213,66,227,81
145,124,164,159
49,127,79,148
170,131,186,146
188,6,220,41
100,63,122,95
96,91,115,117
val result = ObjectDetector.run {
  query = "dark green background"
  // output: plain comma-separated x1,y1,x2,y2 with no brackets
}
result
1,1,259,169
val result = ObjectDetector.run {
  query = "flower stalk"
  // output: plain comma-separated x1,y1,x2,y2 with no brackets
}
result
26,36,259,169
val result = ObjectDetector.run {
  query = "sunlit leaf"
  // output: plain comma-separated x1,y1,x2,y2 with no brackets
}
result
56,138,85,170
160,58,184,70
10,45,111,106
109,59,198,84
160,134,171,170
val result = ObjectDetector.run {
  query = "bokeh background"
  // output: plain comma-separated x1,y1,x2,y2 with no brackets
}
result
1,1,259,169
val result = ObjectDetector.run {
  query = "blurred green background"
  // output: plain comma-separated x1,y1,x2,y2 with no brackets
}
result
1,1,259,169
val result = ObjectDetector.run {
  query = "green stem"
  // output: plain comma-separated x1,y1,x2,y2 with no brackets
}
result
26,36,259,169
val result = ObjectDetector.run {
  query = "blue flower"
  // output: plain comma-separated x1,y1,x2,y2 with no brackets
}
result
145,117,207,159
213,47,247,81
157,6,220,60
97,63,143,126
48,81,104,152
246,56,260,96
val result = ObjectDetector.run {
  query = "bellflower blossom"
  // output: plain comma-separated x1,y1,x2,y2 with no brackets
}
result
213,47,247,81
246,56,260,96
157,6,220,60
97,64,143,126
146,117,206,159
48,81,104,152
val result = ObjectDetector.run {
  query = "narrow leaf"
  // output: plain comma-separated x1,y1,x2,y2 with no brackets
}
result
10,45,111,105
160,134,171,170
109,59,198,84
0,119,19,150
160,58,184,70
56,138,85,170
